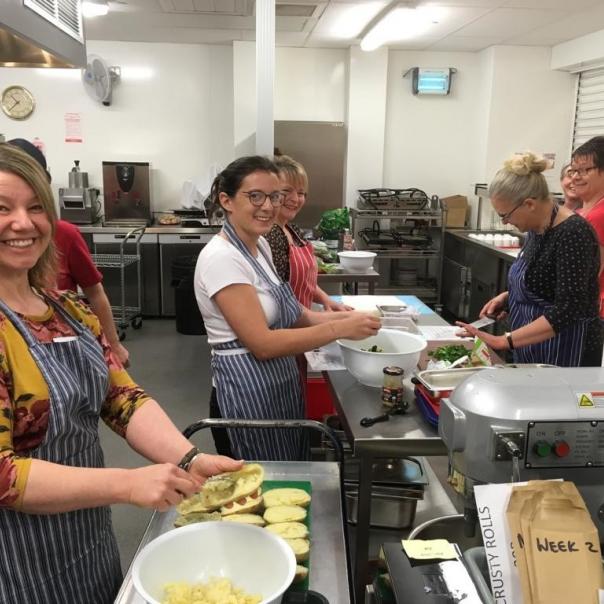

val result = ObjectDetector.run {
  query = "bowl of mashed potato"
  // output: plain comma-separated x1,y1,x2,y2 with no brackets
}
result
132,521,296,604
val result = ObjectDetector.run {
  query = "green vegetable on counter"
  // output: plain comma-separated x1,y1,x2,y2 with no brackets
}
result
428,345,469,363
316,258,339,274
316,208,350,240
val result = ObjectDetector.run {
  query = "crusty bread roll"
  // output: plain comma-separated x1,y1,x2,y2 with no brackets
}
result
285,538,310,562
263,505,307,524
177,463,264,514
220,489,263,516
173,511,221,527
222,514,266,527
293,565,309,584
265,521,309,539
263,488,311,508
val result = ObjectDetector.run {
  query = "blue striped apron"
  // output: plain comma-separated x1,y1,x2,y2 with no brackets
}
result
0,295,122,604
211,220,309,461
508,247,590,366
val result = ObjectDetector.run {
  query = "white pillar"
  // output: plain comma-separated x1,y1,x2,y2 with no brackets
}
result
345,46,389,206
256,0,275,155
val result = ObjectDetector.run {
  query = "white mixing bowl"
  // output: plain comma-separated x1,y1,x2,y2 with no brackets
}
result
338,329,427,387
132,521,296,604
337,251,376,272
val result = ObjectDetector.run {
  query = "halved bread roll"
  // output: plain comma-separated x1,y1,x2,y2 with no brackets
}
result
263,505,307,524
222,514,266,527
264,488,311,508
265,522,309,539
173,511,221,528
285,538,310,562
293,565,309,584
177,463,264,514
220,489,263,516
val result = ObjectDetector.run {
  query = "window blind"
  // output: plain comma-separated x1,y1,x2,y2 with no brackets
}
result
573,67,604,149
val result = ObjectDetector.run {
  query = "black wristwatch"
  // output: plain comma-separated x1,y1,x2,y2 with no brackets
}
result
177,446,201,472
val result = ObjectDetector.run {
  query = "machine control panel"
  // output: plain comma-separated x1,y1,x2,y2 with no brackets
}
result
525,421,604,468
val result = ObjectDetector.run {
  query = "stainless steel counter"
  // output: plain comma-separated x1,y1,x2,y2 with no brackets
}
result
446,229,520,263
115,461,350,604
78,223,221,236
317,269,379,295
326,299,450,602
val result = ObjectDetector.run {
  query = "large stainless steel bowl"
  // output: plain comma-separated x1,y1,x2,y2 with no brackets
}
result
337,329,427,387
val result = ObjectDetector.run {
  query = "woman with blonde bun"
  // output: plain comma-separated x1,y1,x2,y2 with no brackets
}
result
457,152,602,366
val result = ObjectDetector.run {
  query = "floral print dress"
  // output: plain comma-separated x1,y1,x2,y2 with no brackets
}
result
0,289,150,508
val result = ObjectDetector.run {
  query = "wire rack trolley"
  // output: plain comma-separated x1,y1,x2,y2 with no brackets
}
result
92,226,145,340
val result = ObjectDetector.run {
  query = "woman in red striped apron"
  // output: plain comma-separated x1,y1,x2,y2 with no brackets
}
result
265,155,351,311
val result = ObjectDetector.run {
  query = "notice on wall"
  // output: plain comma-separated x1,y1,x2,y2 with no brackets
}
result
64,112,83,143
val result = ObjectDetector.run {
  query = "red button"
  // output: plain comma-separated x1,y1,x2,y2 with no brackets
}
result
554,440,571,458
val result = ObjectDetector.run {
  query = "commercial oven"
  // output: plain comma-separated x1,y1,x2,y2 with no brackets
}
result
159,233,213,316
92,232,160,316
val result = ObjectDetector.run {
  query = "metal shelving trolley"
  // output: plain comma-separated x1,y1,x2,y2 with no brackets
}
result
350,189,446,304
92,226,145,340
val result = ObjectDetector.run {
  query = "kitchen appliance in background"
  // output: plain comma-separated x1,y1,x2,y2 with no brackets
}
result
274,121,346,228
102,161,151,226
441,257,471,321
59,160,100,224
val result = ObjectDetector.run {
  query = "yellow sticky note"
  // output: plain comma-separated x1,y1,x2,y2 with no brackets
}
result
401,539,458,560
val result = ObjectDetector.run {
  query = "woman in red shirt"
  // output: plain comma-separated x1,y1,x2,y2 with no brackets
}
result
572,136,604,317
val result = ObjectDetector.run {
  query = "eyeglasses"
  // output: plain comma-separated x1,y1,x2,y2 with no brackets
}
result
241,190,285,207
568,166,598,177
497,200,527,223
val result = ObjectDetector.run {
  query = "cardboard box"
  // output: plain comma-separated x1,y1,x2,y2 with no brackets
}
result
442,195,468,228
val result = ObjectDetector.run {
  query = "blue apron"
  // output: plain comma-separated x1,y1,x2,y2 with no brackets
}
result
508,246,590,366
211,220,309,461
0,295,122,604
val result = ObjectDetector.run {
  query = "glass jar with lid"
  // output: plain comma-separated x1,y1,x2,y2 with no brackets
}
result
382,366,404,407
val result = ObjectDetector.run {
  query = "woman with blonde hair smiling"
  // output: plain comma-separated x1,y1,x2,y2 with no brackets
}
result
458,151,602,366
0,143,242,603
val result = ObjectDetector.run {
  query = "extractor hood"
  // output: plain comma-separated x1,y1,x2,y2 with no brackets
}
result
1,0,86,68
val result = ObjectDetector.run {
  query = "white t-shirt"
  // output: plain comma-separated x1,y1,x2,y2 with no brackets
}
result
194,235,282,344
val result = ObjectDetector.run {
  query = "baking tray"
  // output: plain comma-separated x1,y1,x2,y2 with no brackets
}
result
415,367,497,394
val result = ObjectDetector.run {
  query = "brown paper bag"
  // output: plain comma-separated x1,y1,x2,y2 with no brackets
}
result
526,491,603,603
507,481,559,604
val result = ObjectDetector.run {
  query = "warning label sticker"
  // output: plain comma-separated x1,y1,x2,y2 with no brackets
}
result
576,392,604,408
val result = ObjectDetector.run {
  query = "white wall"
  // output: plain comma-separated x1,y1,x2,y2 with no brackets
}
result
552,27,604,72
383,50,483,200
0,41,234,211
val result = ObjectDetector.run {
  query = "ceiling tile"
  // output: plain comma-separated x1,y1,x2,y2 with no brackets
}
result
427,35,504,50
502,0,599,10
416,0,505,6
454,7,566,37
310,2,387,40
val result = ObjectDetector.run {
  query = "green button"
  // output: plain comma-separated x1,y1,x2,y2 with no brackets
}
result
534,440,552,457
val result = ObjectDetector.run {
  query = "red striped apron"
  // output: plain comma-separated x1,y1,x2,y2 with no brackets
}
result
288,235,318,309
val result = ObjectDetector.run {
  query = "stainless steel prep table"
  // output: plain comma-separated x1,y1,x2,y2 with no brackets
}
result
115,461,350,604
326,303,451,602
318,268,379,295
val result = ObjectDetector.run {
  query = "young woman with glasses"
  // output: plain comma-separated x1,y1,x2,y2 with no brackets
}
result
572,136,604,318
194,156,380,460
457,151,602,366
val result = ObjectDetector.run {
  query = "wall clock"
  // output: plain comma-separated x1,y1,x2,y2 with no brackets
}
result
1,86,35,120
